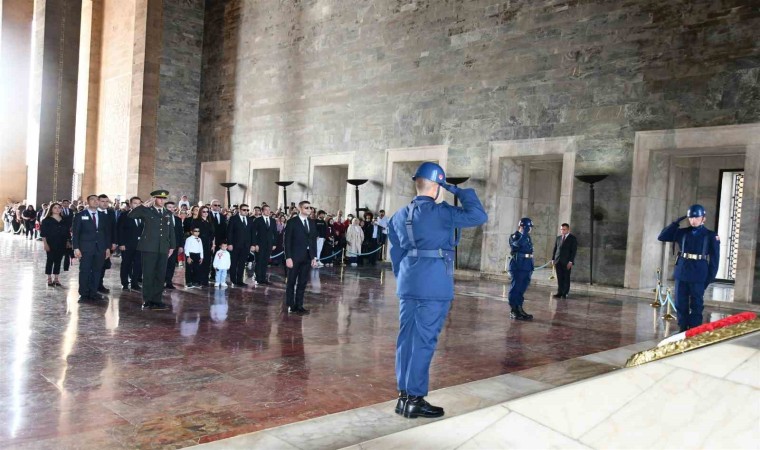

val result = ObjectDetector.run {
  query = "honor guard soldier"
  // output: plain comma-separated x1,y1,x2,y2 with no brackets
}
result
657,204,719,332
129,190,176,310
508,217,535,320
387,162,488,419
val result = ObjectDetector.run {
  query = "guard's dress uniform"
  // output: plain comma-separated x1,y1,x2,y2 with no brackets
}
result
657,212,719,331
129,195,175,309
508,228,534,315
388,163,487,418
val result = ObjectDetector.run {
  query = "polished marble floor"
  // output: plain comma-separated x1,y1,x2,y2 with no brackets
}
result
0,234,743,449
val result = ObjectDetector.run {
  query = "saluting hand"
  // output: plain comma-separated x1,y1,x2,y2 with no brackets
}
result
676,215,687,222
441,183,459,194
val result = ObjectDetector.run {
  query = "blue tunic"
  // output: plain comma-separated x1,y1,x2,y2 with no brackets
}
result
657,222,719,284
388,188,488,301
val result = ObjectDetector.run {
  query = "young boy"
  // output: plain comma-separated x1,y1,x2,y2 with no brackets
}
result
184,228,204,288
213,242,231,287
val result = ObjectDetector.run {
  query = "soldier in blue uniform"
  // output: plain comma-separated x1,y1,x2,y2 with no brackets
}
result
657,204,720,332
508,218,535,321
388,162,488,419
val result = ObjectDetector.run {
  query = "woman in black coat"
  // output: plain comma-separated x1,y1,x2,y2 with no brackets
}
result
190,207,215,287
22,205,36,239
40,203,69,286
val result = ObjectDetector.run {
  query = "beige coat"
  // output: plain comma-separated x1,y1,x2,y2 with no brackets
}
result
346,224,364,255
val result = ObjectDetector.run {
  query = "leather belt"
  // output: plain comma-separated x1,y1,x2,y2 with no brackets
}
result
407,249,454,259
513,253,533,258
681,253,706,260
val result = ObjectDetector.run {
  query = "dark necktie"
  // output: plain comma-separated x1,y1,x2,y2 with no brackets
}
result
303,219,308,232
91,212,98,229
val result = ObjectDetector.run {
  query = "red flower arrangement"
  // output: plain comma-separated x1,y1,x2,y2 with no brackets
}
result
685,312,757,338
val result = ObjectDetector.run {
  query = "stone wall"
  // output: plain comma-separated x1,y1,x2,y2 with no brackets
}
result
197,0,760,282
155,0,204,200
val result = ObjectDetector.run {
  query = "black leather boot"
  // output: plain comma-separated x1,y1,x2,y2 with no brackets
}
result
403,396,444,419
518,306,533,320
394,391,407,415
510,307,529,320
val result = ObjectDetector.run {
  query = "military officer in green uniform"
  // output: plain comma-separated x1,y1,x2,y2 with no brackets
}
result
129,190,176,310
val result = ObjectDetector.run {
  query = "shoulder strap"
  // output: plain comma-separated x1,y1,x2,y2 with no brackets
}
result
405,201,418,250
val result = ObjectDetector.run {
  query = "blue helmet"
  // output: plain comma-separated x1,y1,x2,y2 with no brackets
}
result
687,204,706,218
413,162,446,184
519,217,533,228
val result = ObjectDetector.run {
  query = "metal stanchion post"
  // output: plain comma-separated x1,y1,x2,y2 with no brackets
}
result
661,288,676,321
650,268,662,307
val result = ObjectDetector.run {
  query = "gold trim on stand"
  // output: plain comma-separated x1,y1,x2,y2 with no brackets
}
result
625,319,760,367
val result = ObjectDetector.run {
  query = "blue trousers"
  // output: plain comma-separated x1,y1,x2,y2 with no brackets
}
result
675,280,706,329
508,270,531,307
396,298,451,397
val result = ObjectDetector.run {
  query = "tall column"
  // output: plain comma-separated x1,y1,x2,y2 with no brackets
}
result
26,0,82,206
75,0,103,199
127,0,161,198
0,0,33,203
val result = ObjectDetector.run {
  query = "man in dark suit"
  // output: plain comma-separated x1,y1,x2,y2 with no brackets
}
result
129,190,176,310
72,195,111,303
117,196,144,291
227,203,254,287
284,200,319,314
252,204,277,284
61,199,73,221
552,223,577,299
209,199,227,280
96,194,118,293
164,201,185,289
60,199,74,271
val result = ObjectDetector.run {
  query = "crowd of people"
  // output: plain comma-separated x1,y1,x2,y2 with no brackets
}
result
3,196,391,289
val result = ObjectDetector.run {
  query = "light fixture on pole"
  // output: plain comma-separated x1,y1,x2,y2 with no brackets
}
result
220,182,238,208
574,174,608,285
446,176,470,269
275,181,294,212
346,179,368,218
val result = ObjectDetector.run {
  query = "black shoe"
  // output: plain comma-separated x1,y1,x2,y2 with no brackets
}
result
165,283,176,289
152,302,169,311
131,284,142,291
403,396,444,419
90,293,107,302
201,283,209,287
296,307,310,315
510,307,530,321
47,281,54,287
122,285,130,291
54,281,63,287
552,293,562,298
78,295,91,303
395,391,408,415
518,306,533,320
98,286,110,294
233,283,247,287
